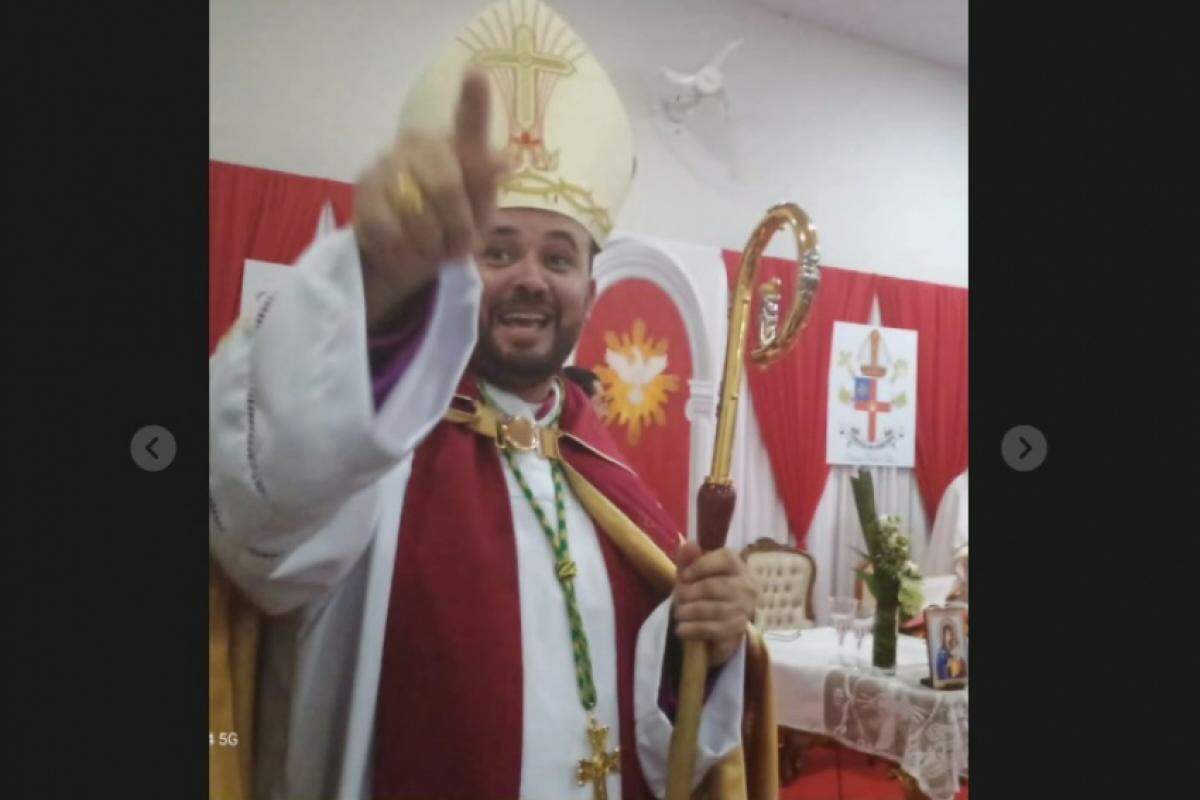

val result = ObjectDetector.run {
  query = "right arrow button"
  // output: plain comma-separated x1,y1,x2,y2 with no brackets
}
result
1002,426,1047,472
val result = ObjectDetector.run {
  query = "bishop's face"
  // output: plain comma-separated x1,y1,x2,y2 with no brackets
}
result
471,207,596,393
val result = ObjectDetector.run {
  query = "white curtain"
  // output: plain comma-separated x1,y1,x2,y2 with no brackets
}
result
722,395,929,625
316,200,336,237
726,373,791,552
803,466,928,625
720,296,930,624
685,281,939,627
807,297,929,624
923,470,968,575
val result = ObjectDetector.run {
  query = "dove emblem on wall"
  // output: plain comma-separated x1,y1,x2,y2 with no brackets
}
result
592,319,681,445
605,349,666,405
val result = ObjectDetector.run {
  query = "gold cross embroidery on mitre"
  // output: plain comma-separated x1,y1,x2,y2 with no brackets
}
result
474,24,574,128
576,715,620,800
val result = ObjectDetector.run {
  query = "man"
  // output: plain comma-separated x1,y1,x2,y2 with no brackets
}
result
564,365,609,418
209,2,763,799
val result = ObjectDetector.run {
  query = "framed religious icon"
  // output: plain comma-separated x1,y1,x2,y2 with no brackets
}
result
924,605,968,689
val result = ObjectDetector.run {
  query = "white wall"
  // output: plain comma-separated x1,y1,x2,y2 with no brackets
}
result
211,0,967,287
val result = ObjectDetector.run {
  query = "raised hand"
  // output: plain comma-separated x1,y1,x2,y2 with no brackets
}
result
354,69,511,330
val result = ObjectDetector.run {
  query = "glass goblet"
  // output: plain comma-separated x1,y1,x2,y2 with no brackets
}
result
829,597,857,664
851,614,873,670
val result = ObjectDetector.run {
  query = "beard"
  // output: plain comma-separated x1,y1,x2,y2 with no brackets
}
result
470,308,583,393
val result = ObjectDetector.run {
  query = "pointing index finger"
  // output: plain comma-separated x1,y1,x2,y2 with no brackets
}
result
455,69,492,158
454,69,508,232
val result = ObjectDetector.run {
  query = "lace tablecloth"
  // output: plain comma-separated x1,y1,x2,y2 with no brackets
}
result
765,627,968,800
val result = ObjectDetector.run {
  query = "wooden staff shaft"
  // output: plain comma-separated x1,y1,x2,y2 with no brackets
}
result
664,481,737,800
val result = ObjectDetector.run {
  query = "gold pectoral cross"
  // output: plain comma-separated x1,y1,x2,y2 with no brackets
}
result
576,715,620,800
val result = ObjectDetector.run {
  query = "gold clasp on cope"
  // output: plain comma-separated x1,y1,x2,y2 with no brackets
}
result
498,414,541,455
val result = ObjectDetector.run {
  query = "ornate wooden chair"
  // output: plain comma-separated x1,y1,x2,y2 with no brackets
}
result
740,538,820,784
741,537,817,631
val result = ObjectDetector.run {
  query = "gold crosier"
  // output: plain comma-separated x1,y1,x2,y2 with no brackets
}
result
709,204,822,479
664,204,821,800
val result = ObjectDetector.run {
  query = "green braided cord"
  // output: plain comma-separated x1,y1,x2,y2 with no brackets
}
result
481,382,597,712
500,448,598,711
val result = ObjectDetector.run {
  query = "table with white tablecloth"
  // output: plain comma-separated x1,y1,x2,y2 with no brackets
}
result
765,627,968,800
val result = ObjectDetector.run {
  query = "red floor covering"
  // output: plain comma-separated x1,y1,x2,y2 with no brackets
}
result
779,743,968,800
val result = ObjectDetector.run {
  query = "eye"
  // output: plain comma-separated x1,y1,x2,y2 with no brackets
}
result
480,245,516,267
545,253,576,272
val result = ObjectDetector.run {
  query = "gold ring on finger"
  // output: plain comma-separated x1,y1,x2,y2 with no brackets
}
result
391,169,425,218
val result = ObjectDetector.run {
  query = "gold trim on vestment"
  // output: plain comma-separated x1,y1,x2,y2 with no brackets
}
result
556,458,678,596
501,168,613,237
209,563,259,800
557,431,638,479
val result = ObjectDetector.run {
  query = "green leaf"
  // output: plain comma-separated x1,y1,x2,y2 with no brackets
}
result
850,469,885,560
855,569,879,599
898,577,924,618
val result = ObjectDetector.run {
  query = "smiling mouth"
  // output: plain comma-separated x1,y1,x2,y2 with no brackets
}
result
497,311,551,329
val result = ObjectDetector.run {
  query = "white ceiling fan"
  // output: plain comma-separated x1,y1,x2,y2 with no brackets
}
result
649,39,749,190
660,38,742,123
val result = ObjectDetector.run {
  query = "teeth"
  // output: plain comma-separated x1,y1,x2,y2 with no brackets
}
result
501,312,548,324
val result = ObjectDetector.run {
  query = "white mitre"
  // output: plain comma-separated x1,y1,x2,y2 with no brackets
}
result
399,0,636,246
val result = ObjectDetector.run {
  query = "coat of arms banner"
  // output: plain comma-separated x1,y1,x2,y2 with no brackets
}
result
826,321,918,467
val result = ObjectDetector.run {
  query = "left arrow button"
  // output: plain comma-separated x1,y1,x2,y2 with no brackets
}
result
131,426,176,472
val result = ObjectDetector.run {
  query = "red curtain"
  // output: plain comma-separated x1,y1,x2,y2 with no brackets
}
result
574,279,694,533
209,160,355,353
723,253,878,547
876,275,969,517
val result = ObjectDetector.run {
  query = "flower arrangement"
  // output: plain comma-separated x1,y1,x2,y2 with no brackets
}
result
859,514,924,618
849,469,923,673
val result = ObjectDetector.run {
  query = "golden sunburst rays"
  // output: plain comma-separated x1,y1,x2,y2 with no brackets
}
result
456,0,585,151
593,319,681,445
